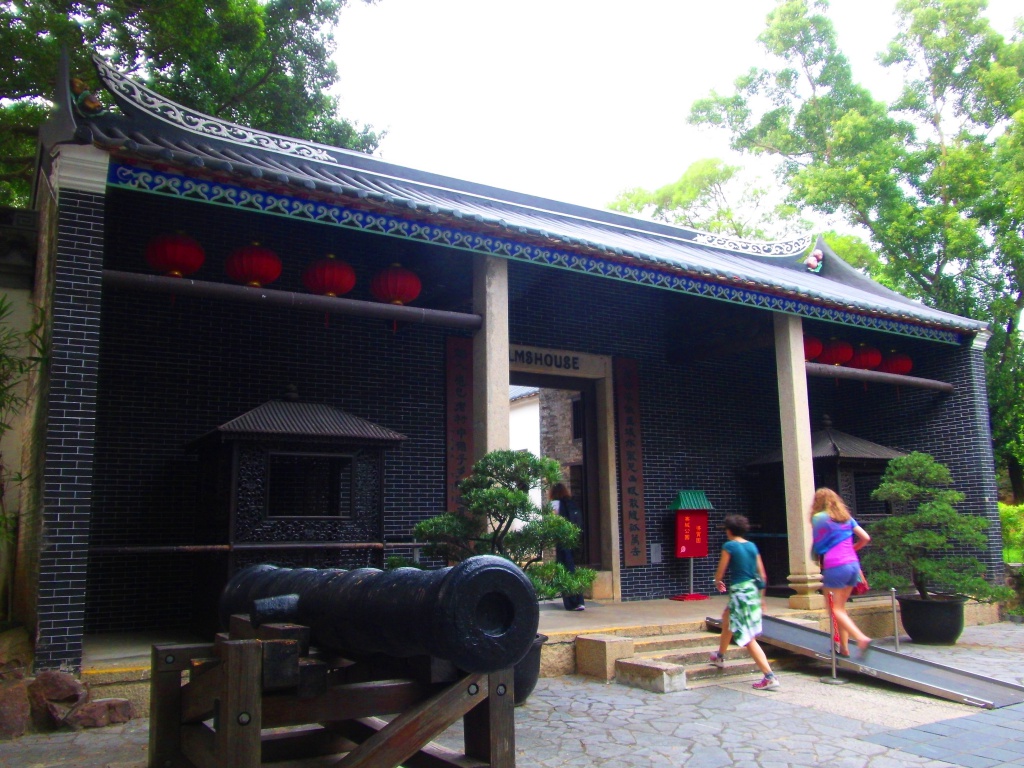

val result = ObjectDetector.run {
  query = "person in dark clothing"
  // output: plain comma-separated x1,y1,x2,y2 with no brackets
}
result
550,482,585,611
710,514,779,690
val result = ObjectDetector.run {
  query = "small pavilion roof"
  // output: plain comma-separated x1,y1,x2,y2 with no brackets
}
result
194,396,407,445
746,425,904,467
41,53,987,341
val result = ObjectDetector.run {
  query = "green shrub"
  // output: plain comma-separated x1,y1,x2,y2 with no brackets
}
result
1000,502,1024,563
1006,566,1024,616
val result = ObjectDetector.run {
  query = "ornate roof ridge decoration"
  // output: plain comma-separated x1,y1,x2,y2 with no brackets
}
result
87,52,810,259
691,232,812,258
92,53,335,163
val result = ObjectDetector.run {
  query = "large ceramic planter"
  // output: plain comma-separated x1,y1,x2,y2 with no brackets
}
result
513,633,548,705
896,594,967,644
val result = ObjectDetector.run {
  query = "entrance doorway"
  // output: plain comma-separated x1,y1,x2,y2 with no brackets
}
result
508,345,619,599
509,374,601,567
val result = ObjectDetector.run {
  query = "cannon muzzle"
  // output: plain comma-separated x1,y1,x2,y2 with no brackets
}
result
219,555,540,673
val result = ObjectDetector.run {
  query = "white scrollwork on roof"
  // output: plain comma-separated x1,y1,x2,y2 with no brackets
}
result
92,54,334,163
692,232,813,257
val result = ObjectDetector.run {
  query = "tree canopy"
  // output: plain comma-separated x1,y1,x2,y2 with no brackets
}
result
609,157,812,241
0,0,382,207
689,0,1024,499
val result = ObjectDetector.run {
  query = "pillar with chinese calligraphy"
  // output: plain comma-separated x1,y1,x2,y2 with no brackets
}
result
669,490,713,601
613,358,647,567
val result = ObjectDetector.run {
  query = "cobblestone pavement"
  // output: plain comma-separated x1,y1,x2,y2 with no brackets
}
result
1,623,1021,768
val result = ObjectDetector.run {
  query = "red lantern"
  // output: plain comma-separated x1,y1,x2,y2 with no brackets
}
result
226,242,281,287
803,335,823,361
303,254,356,297
816,339,854,366
145,232,205,278
370,263,421,305
878,353,913,375
847,344,882,370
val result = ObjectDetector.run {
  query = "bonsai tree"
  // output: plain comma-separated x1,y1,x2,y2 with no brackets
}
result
413,449,597,600
864,452,1010,602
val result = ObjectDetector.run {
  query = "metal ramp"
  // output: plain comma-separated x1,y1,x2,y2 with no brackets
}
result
707,615,1024,709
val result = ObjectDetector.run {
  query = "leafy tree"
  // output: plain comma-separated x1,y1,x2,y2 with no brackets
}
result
689,0,1024,499
0,296,43,620
0,0,383,207
610,158,812,241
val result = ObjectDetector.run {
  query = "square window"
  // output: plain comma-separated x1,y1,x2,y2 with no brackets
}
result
267,452,354,518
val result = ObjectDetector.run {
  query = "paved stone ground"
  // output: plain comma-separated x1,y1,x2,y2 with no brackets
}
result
1,623,1021,768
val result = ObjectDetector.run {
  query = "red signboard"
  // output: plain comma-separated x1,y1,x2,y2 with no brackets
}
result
675,510,708,559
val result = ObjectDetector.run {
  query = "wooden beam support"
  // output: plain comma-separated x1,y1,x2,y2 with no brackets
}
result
333,673,487,768
335,718,489,768
104,269,482,330
464,667,515,768
149,643,215,768
261,679,431,728
214,640,262,768
805,361,953,392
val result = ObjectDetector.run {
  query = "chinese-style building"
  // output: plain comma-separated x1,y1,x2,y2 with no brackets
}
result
20,53,1002,672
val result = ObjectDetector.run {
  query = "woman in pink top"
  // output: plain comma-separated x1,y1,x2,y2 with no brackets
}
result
810,488,871,656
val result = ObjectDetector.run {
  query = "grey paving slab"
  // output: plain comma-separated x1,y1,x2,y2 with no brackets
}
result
976,746,1024,762
0,621,1021,767
950,755,1002,768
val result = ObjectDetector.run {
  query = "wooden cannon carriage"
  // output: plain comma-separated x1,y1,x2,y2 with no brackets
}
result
149,556,539,768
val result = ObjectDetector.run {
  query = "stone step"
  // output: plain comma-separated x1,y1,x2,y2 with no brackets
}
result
612,630,798,694
632,631,722,654
635,645,750,666
682,658,768,682
614,654,768,693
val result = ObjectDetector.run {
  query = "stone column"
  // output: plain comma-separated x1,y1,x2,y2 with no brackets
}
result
773,313,824,609
472,255,509,457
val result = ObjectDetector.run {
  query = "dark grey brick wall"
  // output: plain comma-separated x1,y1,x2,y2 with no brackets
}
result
41,184,1002,663
509,262,784,600
86,190,470,634
810,334,1002,581
37,190,106,671
509,261,1002,601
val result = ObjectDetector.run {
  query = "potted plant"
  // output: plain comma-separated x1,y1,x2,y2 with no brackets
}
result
413,449,597,702
863,452,1011,644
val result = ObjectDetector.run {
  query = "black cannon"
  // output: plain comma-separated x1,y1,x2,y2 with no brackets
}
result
218,555,539,673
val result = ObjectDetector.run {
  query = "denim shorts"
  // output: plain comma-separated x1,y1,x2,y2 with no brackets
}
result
822,562,861,589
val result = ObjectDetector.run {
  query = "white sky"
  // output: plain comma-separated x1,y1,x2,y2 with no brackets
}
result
333,0,1022,218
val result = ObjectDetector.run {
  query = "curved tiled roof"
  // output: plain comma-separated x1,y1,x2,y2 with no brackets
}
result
195,399,407,444
44,53,987,339
746,428,905,466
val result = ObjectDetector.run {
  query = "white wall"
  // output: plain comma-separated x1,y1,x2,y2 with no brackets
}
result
509,392,542,510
